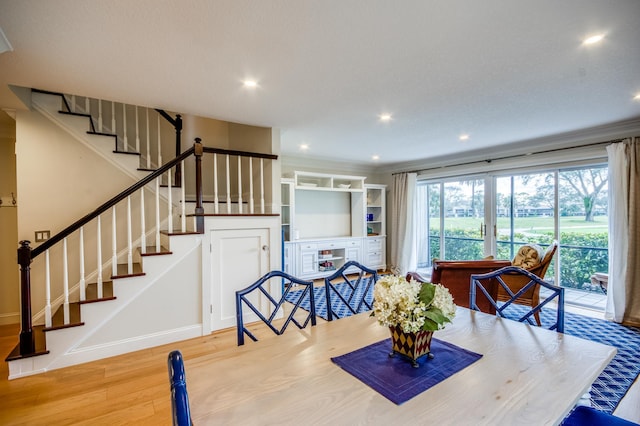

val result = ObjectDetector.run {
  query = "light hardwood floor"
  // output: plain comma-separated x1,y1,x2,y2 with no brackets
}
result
1,307,638,425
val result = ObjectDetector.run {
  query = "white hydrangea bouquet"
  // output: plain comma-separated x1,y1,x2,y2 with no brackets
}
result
372,274,456,333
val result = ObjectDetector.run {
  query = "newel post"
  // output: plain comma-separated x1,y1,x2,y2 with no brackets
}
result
194,138,204,234
174,114,183,187
17,240,35,355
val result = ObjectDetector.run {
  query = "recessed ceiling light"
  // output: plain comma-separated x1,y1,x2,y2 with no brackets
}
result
299,143,309,151
372,155,380,161
379,114,392,122
459,134,470,141
583,34,605,45
243,80,258,88
634,93,640,101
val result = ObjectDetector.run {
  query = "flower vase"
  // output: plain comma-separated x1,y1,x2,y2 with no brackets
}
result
388,326,434,368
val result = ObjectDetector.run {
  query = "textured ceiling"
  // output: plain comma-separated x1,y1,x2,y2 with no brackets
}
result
1,0,639,167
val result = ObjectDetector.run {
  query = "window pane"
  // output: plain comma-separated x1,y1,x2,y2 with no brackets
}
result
443,179,484,260
558,166,608,293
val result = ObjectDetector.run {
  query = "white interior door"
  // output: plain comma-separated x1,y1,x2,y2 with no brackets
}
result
210,228,271,331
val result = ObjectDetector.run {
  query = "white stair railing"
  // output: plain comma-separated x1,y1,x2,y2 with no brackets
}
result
23,137,277,333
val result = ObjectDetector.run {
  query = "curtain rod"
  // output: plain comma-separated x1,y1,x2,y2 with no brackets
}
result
392,138,626,176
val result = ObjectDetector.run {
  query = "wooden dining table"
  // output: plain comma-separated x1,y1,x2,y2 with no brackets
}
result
186,307,616,425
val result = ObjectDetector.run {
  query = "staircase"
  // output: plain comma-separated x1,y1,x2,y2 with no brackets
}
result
5,89,278,379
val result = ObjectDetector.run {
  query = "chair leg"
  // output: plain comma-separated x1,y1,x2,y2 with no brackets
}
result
532,293,541,326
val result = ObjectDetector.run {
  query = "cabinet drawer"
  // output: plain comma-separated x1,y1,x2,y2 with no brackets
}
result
299,243,317,251
345,239,362,248
367,238,383,251
368,252,383,265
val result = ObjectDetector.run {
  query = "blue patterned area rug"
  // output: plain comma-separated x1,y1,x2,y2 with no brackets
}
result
285,281,374,321
286,283,640,414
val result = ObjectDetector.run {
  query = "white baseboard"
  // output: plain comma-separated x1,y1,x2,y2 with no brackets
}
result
0,312,19,325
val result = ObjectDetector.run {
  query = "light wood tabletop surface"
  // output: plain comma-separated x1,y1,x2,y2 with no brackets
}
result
187,307,616,425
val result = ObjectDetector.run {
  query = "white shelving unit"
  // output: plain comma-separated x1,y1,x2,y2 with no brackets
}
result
280,173,386,279
365,184,387,271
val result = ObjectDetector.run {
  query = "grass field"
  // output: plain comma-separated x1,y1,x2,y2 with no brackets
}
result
434,215,608,235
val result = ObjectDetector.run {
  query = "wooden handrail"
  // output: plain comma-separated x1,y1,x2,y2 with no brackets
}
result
31,145,196,259
202,146,278,160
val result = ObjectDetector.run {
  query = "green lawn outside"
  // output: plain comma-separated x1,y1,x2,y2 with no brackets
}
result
431,215,608,235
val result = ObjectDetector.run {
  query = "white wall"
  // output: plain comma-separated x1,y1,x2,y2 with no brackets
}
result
0,110,19,324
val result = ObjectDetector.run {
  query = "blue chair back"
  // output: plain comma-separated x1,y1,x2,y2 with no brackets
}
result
562,405,637,425
470,266,565,333
236,270,316,345
324,260,378,321
168,350,192,426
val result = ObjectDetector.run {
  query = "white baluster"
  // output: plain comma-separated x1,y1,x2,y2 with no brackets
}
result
112,206,118,277
63,238,70,325
135,106,140,153
140,188,146,254
44,250,52,328
111,101,116,135
260,158,265,214
98,100,103,132
97,215,103,299
237,156,243,214
155,177,161,251
146,109,151,169
127,196,133,274
167,168,173,233
248,157,254,214
213,153,219,214
79,226,86,301
181,160,186,232
226,155,231,214
123,103,128,151
157,114,162,168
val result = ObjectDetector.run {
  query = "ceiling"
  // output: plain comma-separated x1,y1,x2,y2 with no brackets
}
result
1,0,639,168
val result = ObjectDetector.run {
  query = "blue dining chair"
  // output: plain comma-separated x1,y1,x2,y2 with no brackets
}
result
470,265,565,333
167,350,192,426
324,260,378,321
236,270,316,345
562,405,638,425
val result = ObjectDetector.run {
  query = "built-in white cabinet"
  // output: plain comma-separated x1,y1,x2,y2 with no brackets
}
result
281,172,386,278
364,184,386,271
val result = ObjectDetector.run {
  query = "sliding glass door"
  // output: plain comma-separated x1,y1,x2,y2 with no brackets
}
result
416,163,609,300
416,178,484,267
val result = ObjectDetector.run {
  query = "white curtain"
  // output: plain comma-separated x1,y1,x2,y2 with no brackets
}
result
390,172,417,276
605,137,640,326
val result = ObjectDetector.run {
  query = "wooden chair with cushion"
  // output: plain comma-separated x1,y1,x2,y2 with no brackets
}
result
470,265,565,332
497,241,558,325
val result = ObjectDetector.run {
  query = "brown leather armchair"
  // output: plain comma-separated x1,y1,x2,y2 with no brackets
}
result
496,241,558,325
412,241,558,323
407,259,511,314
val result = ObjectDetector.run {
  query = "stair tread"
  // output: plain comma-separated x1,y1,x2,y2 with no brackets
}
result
113,150,141,156
112,262,145,278
44,303,84,331
5,326,49,362
139,246,172,256
87,130,116,137
161,230,202,236
59,110,92,119
82,281,115,303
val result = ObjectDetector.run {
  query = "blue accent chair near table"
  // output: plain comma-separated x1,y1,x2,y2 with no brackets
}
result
562,405,638,425
168,350,192,426
470,265,565,333
324,260,379,321
235,270,316,345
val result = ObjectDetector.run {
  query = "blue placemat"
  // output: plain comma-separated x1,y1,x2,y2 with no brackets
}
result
331,338,482,405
